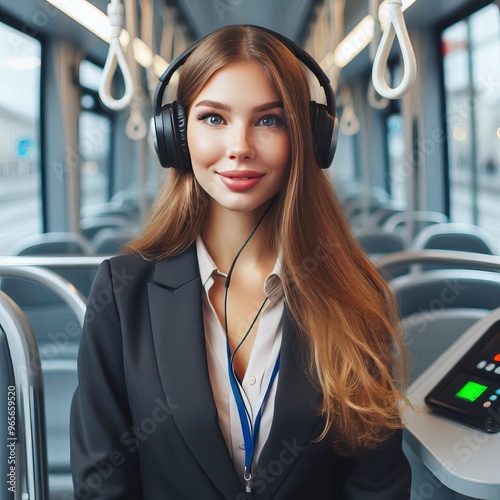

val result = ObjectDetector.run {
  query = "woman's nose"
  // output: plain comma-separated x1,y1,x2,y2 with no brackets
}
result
226,125,255,160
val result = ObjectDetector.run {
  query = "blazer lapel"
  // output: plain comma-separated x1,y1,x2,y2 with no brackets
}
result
147,244,242,498
255,306,323,499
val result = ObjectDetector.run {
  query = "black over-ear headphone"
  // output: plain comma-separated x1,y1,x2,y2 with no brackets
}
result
153,24,338,170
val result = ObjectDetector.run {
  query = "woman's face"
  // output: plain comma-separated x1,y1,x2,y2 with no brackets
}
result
187,61,290,214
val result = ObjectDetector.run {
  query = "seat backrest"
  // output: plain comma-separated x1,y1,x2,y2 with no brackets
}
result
0,242,93,359
80,216,129,241
390,269,500,318
92,227,132,255
4,232,96,298
383,211,449,238
12,232,95,257
42,359,78,474
402,308,487,384
368,202,407,228
412,222,497,255
355,230,406,255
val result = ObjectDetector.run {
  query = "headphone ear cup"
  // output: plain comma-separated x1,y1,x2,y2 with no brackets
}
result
310,101,337,168
154,101,191,170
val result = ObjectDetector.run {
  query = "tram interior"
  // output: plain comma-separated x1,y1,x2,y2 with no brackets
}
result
0,0,500,499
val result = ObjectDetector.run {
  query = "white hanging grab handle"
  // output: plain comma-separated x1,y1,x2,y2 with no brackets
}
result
367,82,390,109
372,0,417,99
367,0,389,109
99,0,134,110
126,104,148,140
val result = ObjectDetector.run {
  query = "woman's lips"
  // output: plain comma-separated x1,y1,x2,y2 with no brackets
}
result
217,170,265,191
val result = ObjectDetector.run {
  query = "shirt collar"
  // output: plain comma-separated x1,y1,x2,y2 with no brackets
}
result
196,236,225,288
195,236,283,301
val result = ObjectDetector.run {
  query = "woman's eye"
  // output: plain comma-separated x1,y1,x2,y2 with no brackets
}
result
258,115,284,127
198,113,223,126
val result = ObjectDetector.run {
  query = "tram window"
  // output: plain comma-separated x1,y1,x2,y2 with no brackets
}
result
386,114,405,203
78,60,112,214
79,111,111,211
384,63,406,204
79,59,101,92
0,21,42,255
442,2,500,244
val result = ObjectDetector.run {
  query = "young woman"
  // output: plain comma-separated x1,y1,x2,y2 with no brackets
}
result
71,25,411,499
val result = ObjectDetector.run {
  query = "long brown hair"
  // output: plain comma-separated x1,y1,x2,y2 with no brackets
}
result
127,25,408,454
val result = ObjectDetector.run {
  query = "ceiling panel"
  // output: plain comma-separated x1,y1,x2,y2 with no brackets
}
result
172,0,321,42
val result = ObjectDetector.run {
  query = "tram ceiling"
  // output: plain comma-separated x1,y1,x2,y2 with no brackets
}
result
169,0,322,43
0,0,485,75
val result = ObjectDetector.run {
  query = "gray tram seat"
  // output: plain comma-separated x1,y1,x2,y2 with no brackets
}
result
412,222,497,261
80,215,130,241
368,201,407,228
382,211,449,239
391,269,500,317
410,223,497,273
344,198,387,222
391,269,500,383
93,227,132,254
0,233,96,360
6,232,96,296
81,199,140,224
43,359,78,499
12,232,95,257
355,230,406,255
401,309,487,384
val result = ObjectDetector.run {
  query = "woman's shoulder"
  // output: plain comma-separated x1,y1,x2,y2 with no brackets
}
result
92,245,198,294
106,252,156,272
90,253,157,296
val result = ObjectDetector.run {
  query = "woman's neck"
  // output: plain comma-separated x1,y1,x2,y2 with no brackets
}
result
201,202,275,275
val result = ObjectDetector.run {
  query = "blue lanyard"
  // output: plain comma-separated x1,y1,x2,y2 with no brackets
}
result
226,343,281,493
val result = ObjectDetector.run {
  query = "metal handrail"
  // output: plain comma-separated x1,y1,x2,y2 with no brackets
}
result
0,264,90,327
0,291,49,500
0,256,107,268
375,249,500,273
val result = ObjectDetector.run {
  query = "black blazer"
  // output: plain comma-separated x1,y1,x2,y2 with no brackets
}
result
70,245,411,499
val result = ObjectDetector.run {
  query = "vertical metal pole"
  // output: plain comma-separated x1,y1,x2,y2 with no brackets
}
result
466,19,479,225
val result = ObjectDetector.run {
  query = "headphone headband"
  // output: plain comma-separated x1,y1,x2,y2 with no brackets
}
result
153,24,338,169
154,25,336,118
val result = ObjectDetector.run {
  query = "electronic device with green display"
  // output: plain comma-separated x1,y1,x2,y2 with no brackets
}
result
425,319,500,433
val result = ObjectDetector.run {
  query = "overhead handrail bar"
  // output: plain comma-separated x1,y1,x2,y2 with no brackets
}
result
0,265,88,327
371,0,417,99
375,250,500,273
367,0,390,109
0,291,49,499
99,0,134,110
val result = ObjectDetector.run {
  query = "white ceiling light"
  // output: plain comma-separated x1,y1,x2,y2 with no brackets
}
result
333,15,374,68
46,0,168,76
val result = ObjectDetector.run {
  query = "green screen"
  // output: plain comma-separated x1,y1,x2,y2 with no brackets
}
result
455,381,488,402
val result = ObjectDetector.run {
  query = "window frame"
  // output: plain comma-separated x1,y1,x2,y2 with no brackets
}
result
0,9,46,234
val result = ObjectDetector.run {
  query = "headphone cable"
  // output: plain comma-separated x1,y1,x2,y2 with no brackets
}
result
223,199,275,376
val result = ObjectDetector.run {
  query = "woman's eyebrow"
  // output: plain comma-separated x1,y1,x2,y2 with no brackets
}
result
194,100,230,110
253,101,284,112
193,100,283,112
